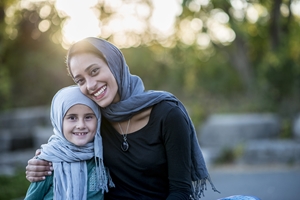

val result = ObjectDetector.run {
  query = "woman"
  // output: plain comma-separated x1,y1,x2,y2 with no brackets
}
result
26,37,218,199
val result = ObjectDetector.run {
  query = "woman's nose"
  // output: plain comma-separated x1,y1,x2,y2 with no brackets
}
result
86,77,97,91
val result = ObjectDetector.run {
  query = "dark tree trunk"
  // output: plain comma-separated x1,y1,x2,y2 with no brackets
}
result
269,0,282,50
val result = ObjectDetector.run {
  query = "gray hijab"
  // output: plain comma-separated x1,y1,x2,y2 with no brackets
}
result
68,37,219,198
38,86,109,200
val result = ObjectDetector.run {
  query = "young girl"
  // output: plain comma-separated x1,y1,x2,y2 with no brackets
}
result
24,86,112,200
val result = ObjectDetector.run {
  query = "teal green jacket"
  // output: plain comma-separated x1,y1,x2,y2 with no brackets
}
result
24,158,104,200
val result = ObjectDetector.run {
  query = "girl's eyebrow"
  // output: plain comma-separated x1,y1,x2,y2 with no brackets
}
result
85,113,96,115
65,113,77,116
65,112,95,115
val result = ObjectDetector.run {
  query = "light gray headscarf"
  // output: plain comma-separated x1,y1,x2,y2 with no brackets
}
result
67,37,219,199
38,86,109,200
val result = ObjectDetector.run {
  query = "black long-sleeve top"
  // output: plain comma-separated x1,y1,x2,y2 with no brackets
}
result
102,101,192,200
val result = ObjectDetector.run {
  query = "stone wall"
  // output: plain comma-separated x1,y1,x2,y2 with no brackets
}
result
199,114,281,148
1,107,300,175
0,106,52,152
199,113,300,165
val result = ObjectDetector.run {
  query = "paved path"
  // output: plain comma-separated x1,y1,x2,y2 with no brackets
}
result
202,165,300,200
1,150,300,200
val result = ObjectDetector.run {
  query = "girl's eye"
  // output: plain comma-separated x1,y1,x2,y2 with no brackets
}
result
68,116,76,120
64,114,77,120
85,115,95,120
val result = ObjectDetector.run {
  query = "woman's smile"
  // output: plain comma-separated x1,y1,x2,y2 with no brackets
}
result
92,85,107,99
69,53,119,108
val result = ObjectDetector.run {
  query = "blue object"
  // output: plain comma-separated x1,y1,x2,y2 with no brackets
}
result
218,195,261,200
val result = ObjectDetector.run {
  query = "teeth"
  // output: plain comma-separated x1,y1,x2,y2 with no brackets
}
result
94,86,106,97
74,132,87,136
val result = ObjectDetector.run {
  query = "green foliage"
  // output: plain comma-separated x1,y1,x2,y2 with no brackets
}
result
0,2,72,111
1,0,300,126
0,66,12,109
215,147,236,164
0,169,30,200
279,118,293,139
215,145,244,165
122,46,167,90
176,0,300,120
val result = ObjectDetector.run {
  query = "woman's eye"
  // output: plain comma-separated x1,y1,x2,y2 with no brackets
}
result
91,68,99,76
75,79,84,85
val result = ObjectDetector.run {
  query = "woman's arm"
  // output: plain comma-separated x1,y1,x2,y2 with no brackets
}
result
25,150,53,182
163,105,192,199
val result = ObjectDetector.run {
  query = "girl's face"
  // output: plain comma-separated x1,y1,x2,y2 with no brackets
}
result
63,104,97,146
69,53,120,108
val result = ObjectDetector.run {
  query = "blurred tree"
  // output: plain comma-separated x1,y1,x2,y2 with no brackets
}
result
1,0,300,122
97,0,300,119
0,0,17,109
174,0,300,116
0,0,72,110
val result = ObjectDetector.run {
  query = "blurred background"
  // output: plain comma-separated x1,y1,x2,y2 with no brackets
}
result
0,0,300,199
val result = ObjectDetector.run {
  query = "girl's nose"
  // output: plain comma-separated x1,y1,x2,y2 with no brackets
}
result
76,119,86,129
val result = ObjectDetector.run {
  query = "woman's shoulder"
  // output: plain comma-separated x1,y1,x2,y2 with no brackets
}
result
154,100,178,110
150,100,185,121
152,100,181,114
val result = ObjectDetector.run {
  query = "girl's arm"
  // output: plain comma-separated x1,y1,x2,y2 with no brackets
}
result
24,173,53,199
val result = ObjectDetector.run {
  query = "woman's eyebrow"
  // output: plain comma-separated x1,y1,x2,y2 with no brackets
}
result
84,64,98,72
73,64,98,79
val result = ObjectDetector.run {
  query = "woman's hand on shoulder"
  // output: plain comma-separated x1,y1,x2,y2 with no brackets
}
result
25,149,53,182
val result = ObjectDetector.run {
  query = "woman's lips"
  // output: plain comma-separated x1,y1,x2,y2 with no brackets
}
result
92,85,107,99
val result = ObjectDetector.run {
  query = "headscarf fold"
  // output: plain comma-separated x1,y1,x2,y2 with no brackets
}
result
38,86,109,200
68,37,219,198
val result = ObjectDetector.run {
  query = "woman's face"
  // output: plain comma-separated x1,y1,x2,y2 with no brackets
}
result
69,53,120,108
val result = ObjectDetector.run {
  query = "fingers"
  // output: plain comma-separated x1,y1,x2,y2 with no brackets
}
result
25,169,52,176
26,173,46,182
35,149,41,156
27,158,52,167
25,158,53,182
26,162,53,172
25,167,52,182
